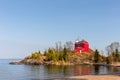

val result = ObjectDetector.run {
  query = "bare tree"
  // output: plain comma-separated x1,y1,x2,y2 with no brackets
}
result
106,46,111,56
110,42,120,51
106,42,120,55
64,41,74,52
55,41,63,53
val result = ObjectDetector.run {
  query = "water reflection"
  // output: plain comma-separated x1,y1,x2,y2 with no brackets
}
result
44,65,74,77
74,65,89,75
31,78,87,80
94,66,100,75
30,65,120,80
41,65,120,76
23,64,120,78
1,60,120,80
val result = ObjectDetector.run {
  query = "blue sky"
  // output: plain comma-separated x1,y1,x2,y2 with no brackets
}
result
0,0,120,59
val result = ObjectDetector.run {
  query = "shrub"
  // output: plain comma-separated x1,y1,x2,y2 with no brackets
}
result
31,52,41,59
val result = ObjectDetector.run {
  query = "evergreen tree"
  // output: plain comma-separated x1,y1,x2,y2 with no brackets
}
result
59,53,63,61
112,51,115,62
52,52,59,61
106,56,112,64
31,51,41,59
44,51,47,56
63,47,68,62
45,48,53,61
45,48,59,61
94,49,100,63
115,49,119,62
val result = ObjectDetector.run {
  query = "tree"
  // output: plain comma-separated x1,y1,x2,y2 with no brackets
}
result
55,41,63,53
44,50,47,56
115,49,120,62
106,42,120,62
106,46,111,57
63,47,68,62
64,41,74,52
94,49,100,63
45,48,59,61
112,51,116,62
106,42,120,55
106,56,112,64
45,48,53,61
31,51,41,59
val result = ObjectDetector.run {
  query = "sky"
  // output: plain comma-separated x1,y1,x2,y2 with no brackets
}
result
0,0,120,59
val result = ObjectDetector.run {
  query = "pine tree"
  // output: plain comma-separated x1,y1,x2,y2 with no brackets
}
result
63,47,68,62
115,49,119,62
94,49,100,63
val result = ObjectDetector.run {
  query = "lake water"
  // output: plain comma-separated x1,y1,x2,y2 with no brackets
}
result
0,59,120,80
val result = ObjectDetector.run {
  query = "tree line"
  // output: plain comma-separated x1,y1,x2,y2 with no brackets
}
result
30,41,120,64
94,42,120,64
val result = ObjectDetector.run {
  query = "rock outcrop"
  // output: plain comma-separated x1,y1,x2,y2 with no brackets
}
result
10,54,44,65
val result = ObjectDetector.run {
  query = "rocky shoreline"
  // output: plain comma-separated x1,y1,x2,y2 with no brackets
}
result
9,60,74,65
9,53,120,67
10,59,120,67
9,58,74,65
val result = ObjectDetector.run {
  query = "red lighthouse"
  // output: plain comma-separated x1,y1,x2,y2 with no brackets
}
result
75,40,90,53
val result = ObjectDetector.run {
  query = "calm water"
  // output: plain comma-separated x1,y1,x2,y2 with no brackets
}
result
0,59,120,80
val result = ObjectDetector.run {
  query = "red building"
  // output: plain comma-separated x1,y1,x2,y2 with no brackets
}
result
75,40,90,53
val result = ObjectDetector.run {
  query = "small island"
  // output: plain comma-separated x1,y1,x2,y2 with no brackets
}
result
10,40,120,67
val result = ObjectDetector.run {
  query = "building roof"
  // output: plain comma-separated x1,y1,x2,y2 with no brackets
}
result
75,39,88,44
